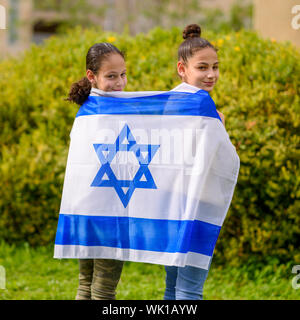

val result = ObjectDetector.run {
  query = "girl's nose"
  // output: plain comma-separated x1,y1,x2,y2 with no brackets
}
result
207,70,214,79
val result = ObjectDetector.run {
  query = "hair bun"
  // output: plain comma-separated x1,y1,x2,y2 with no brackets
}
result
183,24,201,40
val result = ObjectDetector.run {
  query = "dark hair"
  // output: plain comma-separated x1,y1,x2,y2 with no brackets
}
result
66,42,125,105
178,24,217,63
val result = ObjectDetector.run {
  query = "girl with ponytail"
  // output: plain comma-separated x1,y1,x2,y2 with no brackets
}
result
67,42,127,105
67,42,127,300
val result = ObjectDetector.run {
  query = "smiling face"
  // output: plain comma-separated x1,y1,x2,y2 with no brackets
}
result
177,47,219,92
87,53,127,92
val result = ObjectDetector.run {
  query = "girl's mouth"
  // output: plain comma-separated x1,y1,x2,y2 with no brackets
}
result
204,82,214,86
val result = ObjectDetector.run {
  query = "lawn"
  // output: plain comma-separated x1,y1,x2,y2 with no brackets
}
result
0,242,298,300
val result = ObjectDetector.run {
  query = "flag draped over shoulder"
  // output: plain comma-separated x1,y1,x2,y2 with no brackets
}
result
54,89,240,270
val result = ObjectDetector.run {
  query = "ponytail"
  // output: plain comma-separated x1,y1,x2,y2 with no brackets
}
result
66,77,91,105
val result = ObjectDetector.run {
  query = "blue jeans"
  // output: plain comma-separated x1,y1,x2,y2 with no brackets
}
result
164,264,210,300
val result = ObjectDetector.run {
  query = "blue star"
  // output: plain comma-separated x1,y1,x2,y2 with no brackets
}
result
91,124,160,208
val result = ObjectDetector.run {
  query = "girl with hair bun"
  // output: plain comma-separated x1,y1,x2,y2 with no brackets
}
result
164,24,225,300
67,42,127,300
174,23,225,125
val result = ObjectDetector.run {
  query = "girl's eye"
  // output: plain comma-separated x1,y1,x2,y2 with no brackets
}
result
107,75,115,79
213,65,219,70
198,66,207,70
121,73,126,77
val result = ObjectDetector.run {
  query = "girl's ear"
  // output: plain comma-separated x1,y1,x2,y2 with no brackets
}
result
86,69,95,84
177,61,186,79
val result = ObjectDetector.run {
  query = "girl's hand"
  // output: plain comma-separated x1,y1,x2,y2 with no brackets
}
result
217,110,225,127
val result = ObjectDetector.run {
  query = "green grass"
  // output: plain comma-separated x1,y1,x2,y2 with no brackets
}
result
0,242,298,300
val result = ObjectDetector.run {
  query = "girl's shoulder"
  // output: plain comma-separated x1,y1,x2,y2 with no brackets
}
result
90,87,108,96
171,82,201,93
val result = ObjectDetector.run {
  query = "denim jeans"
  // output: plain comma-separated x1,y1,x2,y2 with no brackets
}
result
164,263,210,300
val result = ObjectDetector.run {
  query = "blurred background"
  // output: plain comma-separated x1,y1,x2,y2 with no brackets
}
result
1,0,299,59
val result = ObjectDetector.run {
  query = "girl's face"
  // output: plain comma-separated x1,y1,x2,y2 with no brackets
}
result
87,53,127,91
177,47,219,92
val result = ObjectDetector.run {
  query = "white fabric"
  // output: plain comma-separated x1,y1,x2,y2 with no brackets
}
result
54,85,240,269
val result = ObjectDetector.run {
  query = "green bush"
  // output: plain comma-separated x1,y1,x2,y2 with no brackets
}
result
0,27,299,265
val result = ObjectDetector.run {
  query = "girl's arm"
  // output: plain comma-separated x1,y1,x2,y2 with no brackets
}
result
217,110,225,127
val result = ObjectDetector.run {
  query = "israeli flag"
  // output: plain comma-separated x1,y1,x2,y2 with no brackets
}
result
54,83,240,270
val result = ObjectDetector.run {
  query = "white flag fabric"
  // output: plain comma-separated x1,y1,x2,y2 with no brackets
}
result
54,84,240,270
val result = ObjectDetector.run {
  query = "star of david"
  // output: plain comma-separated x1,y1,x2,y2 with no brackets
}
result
91,124,160,208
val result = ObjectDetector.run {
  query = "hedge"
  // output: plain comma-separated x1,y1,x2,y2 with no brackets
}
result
0,26,299,266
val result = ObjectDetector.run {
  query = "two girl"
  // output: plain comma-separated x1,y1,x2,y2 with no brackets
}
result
66,23,224,300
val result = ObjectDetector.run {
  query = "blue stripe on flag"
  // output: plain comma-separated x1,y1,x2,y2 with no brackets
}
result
76,91,222,122
55,214,221,257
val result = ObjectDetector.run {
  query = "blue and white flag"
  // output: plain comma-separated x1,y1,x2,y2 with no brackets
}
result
54,84,240,270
